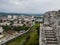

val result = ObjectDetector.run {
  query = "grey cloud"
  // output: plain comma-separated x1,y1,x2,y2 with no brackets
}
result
0,0,60,14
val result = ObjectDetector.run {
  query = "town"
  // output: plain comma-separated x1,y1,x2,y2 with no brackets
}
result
0,0,60,45
0,14,43,45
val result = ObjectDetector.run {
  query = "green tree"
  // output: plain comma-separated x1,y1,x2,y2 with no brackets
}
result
3,25,11,31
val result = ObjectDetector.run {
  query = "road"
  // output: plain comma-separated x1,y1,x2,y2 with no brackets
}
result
39,24,44,45
0,30,29,45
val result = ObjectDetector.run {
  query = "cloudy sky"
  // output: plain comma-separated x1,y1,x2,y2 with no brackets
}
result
0,0,60,14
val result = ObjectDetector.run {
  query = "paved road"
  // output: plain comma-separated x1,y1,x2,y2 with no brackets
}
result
39,24,44,45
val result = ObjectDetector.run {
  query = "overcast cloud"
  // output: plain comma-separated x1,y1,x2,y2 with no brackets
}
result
0,0,60,14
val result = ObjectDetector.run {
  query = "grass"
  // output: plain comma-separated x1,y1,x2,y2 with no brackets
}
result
25,23,39,45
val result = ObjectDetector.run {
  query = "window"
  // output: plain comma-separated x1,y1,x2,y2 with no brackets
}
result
58,21,60,26
0,33,2,35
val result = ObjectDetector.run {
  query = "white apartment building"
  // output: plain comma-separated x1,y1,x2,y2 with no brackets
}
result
40,11,60,45
8,15,12,19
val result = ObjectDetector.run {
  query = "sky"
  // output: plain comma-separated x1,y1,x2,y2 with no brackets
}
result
0,0,60,14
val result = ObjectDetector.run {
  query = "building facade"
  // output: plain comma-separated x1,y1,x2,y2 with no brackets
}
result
40,10,60,45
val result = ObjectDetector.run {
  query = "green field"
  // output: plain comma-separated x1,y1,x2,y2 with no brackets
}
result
6,23,40,45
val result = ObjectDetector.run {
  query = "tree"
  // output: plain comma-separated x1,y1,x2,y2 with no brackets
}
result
10,21,14,25
3,25,11,32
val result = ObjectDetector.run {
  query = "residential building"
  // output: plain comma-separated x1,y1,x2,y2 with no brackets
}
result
8,15,12,19
0,27,4,38
0,22,10,26
0,27,3,33
40,10,60,45
13,15,17,19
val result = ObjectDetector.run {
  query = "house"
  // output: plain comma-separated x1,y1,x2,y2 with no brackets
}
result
13,15,17,19
18,18,24,24
14,20,18,24
0,27,4,38
0,22,10,26
12,23,23,26
0,27,3,34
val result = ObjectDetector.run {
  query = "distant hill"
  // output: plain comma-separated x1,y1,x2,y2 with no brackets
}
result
0,12,43,16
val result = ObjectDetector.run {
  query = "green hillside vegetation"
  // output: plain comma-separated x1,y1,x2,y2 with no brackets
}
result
25,23,39,45
6,23,40,45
